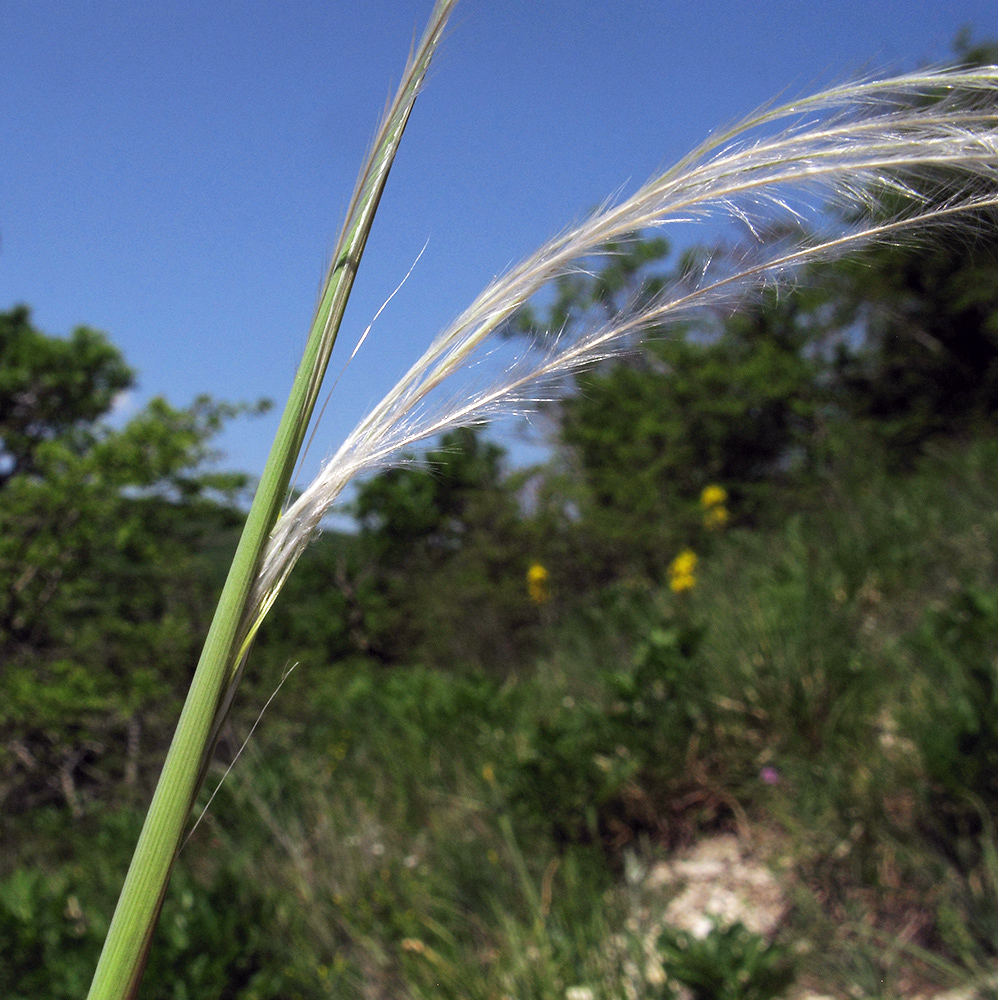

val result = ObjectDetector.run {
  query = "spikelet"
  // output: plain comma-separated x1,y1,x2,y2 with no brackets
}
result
248,67,998,649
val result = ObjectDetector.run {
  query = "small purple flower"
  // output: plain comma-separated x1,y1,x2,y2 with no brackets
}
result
759,766,780,785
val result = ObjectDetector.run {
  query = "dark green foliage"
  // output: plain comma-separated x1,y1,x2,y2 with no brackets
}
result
932,822,998,970
907,584,998,812
350,426,541,670
508,620,714,845
510,695,637,842
0,307,264,815
570,285,822,497
0,304,133,487
0,810,307,1000
355,426,512,562
657,923,797,1000
277,617,712,849
826,36,998,460
560,302,821,576
830,229,998,459
704,517,888,763
0,867,99,1000
608,622,707,734
254,530,363,668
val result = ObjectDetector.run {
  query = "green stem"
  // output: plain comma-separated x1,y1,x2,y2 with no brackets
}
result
86,5,456,997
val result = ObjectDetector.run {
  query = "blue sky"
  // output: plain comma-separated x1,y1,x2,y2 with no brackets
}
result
2,0,994,499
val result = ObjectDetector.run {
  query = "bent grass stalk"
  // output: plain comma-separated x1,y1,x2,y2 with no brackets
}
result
88,2,998,994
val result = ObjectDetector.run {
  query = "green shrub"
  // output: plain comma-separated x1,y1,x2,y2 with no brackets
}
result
510,695,636,842
507,620,711,843
0,809,311,1000
657,922,797,1000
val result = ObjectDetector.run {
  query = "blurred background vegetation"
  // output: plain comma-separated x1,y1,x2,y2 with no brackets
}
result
5,37,998,1000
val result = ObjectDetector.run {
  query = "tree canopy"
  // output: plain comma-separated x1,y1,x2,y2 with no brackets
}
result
0,305,133,487
0,307,263,815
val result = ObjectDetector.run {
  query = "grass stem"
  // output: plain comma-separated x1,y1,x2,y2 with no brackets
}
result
84,5,457,997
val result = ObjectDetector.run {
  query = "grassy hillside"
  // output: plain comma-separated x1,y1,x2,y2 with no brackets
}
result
5,432,998,998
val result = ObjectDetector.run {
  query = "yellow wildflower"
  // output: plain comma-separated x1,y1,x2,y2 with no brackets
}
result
482,763,495,785
527,561,551,604
703,504,729,530
668,549,697,592
700,484,728,508
700,484,729,530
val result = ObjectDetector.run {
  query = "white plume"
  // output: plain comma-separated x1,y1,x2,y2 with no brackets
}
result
249,67,998,637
